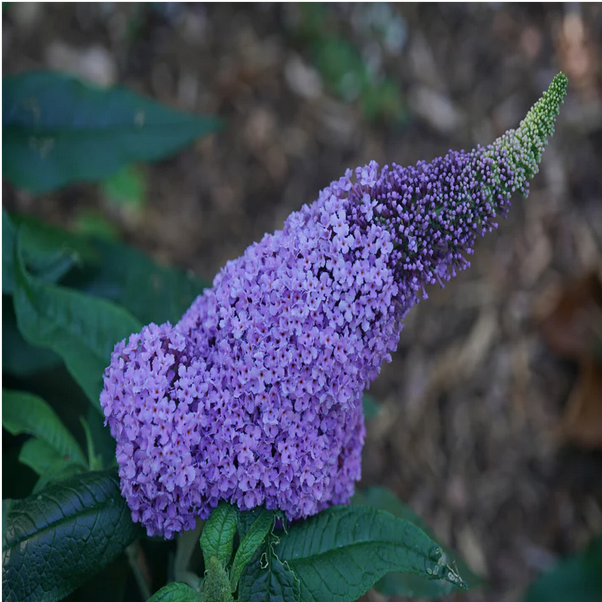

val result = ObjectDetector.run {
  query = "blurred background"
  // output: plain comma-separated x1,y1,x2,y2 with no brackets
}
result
3,3,602,601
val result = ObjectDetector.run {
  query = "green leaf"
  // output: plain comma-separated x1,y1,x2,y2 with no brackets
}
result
2,500,15,548
3,71,223,193
238,531,301,602
9,213,207,325
18,228,77,285
4,212,82,295
352,486,482,597
20,440,87,493
32,464,87,495
200,502,238,570
2,469,139,602
2,389,87,467
78,238,206,325
9,213,97,269
13,230,143,410
18,438,74,475
361,394,380,421
3,301,62,377
230,508,276,591
521,533,602,602
275,505,466,602
147,582,200,602
3,209,16,293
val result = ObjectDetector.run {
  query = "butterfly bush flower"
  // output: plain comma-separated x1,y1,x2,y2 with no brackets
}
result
101,74,567,538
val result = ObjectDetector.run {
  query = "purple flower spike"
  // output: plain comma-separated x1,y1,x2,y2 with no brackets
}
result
101,74,567,538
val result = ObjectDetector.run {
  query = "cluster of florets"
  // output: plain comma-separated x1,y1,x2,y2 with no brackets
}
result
101,324,203,537
102,183,404,537
101,74,567,538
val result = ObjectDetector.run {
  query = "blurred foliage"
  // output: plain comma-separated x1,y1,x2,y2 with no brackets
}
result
73,210,121,241
101,165,147,214
293,3,406,123
361,393,380,420
521,533,602,602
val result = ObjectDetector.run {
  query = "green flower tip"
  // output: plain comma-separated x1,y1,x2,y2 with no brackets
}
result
520,71,568,140
496,72,568,185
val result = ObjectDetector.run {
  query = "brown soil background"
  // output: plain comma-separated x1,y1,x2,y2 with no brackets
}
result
3,4,602,602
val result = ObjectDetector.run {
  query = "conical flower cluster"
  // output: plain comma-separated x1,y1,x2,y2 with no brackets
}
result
101,74,567,538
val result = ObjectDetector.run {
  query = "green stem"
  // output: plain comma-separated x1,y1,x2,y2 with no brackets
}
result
126,542,152,601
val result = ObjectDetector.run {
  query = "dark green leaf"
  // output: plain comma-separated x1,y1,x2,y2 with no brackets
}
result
18,438,76,475
200,502,238,570
276,505,466,602
2,469,139,602
147,582,200,602
521,533,602,602
230,508,275,591
3,71,223,192
9,213,97,269
3,209,16,293
13,230,143,411
352,486,482,596
238,531,300,602
78,238,206,325
10,213,207,325
2,500,15,548
3,301,62,377
32,464,86,495
2,389,87,467
4,214,82,294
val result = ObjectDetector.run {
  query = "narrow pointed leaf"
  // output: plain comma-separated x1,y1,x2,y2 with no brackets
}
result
2,389,87,467
2,470,139,602
230,508,276,590
200,502,238,570
275,505,466,602
3,71,223,192
352,486,481,597
12,231,142,411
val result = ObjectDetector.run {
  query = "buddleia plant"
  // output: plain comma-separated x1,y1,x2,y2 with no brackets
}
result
101,73,568,542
